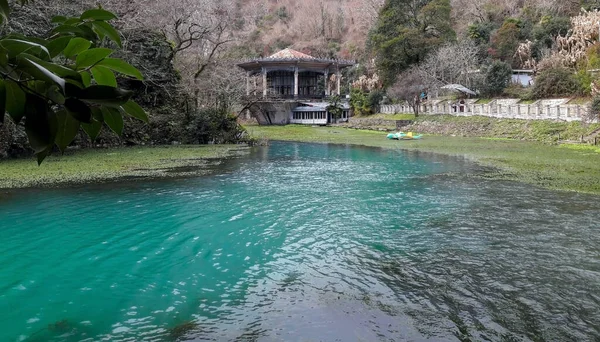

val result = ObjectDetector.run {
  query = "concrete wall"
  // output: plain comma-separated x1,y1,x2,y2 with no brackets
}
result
249,102,298,125
380,99,593,122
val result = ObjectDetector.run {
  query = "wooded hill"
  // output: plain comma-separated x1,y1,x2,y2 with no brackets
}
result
2,0,600,159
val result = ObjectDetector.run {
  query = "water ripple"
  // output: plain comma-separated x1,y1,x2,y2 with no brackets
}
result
1,142,599,341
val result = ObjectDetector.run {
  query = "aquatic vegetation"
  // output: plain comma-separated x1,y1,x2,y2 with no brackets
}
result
47,319,70,333
168,320,199,341
0,145,246,189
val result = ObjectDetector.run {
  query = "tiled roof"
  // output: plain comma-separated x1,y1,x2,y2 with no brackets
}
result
268,48,315,60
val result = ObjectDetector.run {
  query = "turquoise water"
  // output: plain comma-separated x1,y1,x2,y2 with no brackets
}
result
1,142,599,341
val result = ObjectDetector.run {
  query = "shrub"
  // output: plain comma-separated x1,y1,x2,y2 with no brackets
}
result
531,67,579,99
574,70,593,96
184,107,246,144
590,97,600,121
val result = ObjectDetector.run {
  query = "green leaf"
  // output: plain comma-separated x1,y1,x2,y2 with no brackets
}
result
79,85,132,106
0,47,7,66
64,98,92,123
0,79,4,125
47,85,66,105
120,100,148,123
81,71,92,87
78,23,99,42
3,33,46,45
91,65,117,87
0,0,9,25
51,15,67,24
0,39,50,59
37,146,53,165
19,53,81,80
51,24,85,37
45,36,72,58
54,109,80,153
81,9,117,21
63,37,91,58
102,107,123,135
63,17,82,26
92,21,122,47
24,95,57,154
81,120,102,141
65,79,85,96
75,48,112,69
5,80,26,123
91,107,103,121
98,58,143,80
17,55,66,92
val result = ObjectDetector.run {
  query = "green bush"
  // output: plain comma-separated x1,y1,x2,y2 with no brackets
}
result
350,89,383,116
575,70,593,96
531,67,579,99
184,108,246,144
368,90,384,110
591,97,600,120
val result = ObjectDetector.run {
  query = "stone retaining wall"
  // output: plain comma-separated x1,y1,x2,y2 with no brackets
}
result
380,99,593,122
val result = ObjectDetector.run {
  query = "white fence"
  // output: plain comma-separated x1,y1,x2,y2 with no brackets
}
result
380,99,592,122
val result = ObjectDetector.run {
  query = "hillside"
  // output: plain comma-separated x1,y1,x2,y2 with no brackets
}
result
229,0,594,60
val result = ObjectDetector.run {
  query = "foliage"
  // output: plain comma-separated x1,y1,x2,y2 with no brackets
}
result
574,69,593,96
489,19,523,64
532,15,571,50
184,106,247,144
480,60,512,97
531,67,579,98
503,83,530,99
538,10,600,71
350,88,383,116
368,0,455,86
350,88,371,115
367,89,384,110
590,96,600,120
582,0,600,11
327,94,343,120
0,2,147,163
467,22,495,46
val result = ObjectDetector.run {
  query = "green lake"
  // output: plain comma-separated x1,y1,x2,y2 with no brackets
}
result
1,142,599,341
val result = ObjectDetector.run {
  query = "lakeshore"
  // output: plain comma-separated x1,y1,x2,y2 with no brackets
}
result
0,145,248,190
1,125,600,194
246,125,600,194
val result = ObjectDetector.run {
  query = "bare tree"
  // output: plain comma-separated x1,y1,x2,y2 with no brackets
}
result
388,67,424,116
414,40,482,93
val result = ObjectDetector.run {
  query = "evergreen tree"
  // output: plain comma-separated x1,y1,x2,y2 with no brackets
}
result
368,0,455,86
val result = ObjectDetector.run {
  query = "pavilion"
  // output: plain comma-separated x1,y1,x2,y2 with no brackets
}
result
237,48,355,125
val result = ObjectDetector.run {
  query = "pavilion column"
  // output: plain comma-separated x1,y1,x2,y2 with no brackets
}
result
336,68,341,95
324,70,329,96
253,77,257,96
246,72,250,96
294,66,299,97
262,67,267,97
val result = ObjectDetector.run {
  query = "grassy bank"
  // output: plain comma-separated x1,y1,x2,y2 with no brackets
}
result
246,125,600,194
404,115,600,142
0,145,247,189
